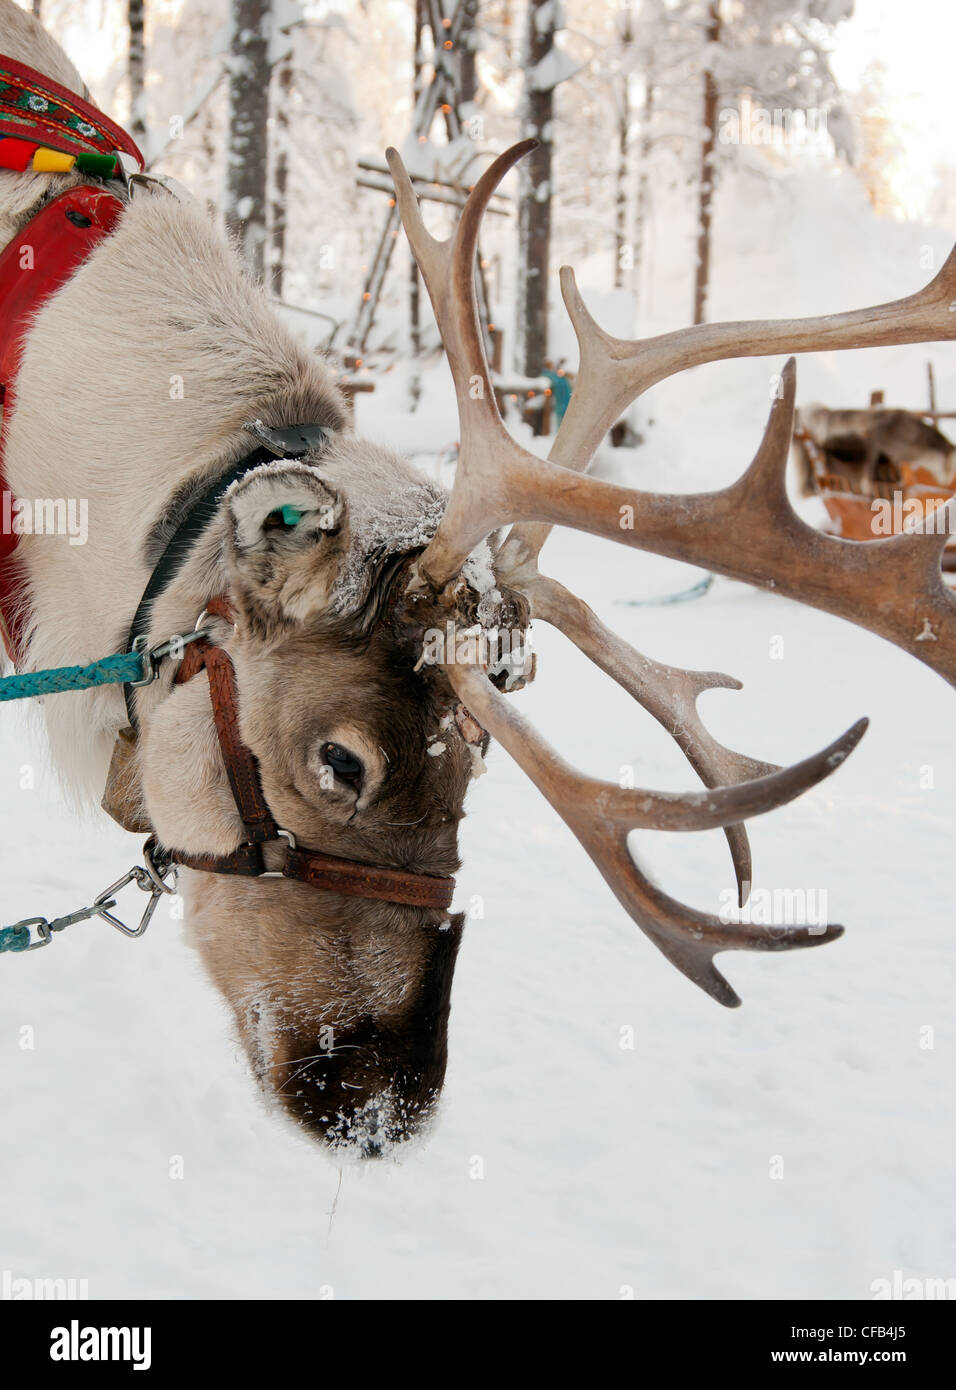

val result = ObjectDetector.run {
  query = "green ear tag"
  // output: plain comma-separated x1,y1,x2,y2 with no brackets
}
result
280,505,303,526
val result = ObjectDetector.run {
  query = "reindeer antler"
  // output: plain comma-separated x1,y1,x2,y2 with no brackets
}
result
449,659,864,1005
498,239,956,571
387,140,956,1004
387,140,776,898
523,573,780,905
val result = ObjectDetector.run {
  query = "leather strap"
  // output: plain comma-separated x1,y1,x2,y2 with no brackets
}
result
189,643,277,844
282,845,454,908
169,598,456,911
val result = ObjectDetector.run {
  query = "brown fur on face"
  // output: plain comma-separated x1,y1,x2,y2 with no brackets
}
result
231,622,474,874
190,871,465,1158
141,596,480,1157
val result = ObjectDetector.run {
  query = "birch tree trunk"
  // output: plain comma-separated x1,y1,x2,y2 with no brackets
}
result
692,0,721,325
225,0,271,282
613,14,633,291
460,0,480,107
516,0,554,376
632,74,655,317
269,55,291,300
128,0,146,147
408,0,426,411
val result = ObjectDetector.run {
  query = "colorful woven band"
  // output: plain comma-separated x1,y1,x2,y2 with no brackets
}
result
0,54,143,167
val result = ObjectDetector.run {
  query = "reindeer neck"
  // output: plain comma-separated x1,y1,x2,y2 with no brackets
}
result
4,189,344,799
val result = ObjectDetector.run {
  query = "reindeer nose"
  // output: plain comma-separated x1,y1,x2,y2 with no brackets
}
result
264,919,462,1157
275,1048,435,1159
269,1016,447,1159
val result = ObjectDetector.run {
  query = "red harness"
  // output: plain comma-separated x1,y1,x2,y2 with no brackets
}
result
0,57,143,663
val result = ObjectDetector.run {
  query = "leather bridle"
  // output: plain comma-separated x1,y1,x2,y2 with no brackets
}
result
166,599,456,910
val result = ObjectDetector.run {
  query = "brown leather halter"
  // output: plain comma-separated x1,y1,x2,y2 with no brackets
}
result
168,597,456,911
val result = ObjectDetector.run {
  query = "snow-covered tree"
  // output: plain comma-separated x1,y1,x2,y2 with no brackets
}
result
225,0,271,280
516,0,577,374
127,0,146,145
851,58,903,218
688,0,856,321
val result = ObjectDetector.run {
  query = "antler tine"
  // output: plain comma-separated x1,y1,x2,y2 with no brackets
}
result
386,139,535,389
524,572,780,906
449,658,865,1006
501,240,956,570
494,360,956,688
388,141,559,588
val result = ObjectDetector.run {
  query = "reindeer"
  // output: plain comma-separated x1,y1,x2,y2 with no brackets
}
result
794,404,956,495
2,3,955,1158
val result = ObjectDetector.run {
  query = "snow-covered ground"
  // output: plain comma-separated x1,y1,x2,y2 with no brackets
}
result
1,167,955,1301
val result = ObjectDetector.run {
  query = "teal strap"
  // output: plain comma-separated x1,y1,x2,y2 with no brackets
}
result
0,651,144,702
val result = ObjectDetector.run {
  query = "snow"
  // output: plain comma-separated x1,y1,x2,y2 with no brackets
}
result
2,526,954,1298
329,475,447,615
528,45,581,94
2,150,955,1300
534,1,567,36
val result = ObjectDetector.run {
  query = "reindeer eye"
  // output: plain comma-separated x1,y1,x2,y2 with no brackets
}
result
321,742,364,787
263,505,303,530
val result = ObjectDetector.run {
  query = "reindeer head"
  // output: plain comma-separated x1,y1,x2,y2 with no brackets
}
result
115,430,529,1158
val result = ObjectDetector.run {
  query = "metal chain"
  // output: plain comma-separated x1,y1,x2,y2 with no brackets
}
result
0,614,208,952
0,838,178,953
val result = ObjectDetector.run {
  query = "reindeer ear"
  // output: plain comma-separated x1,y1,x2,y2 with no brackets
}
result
224,463,350,631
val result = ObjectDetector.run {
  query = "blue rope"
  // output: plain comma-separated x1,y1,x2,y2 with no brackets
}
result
0,649,146,949
0,925,31,952
0,651,143,702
